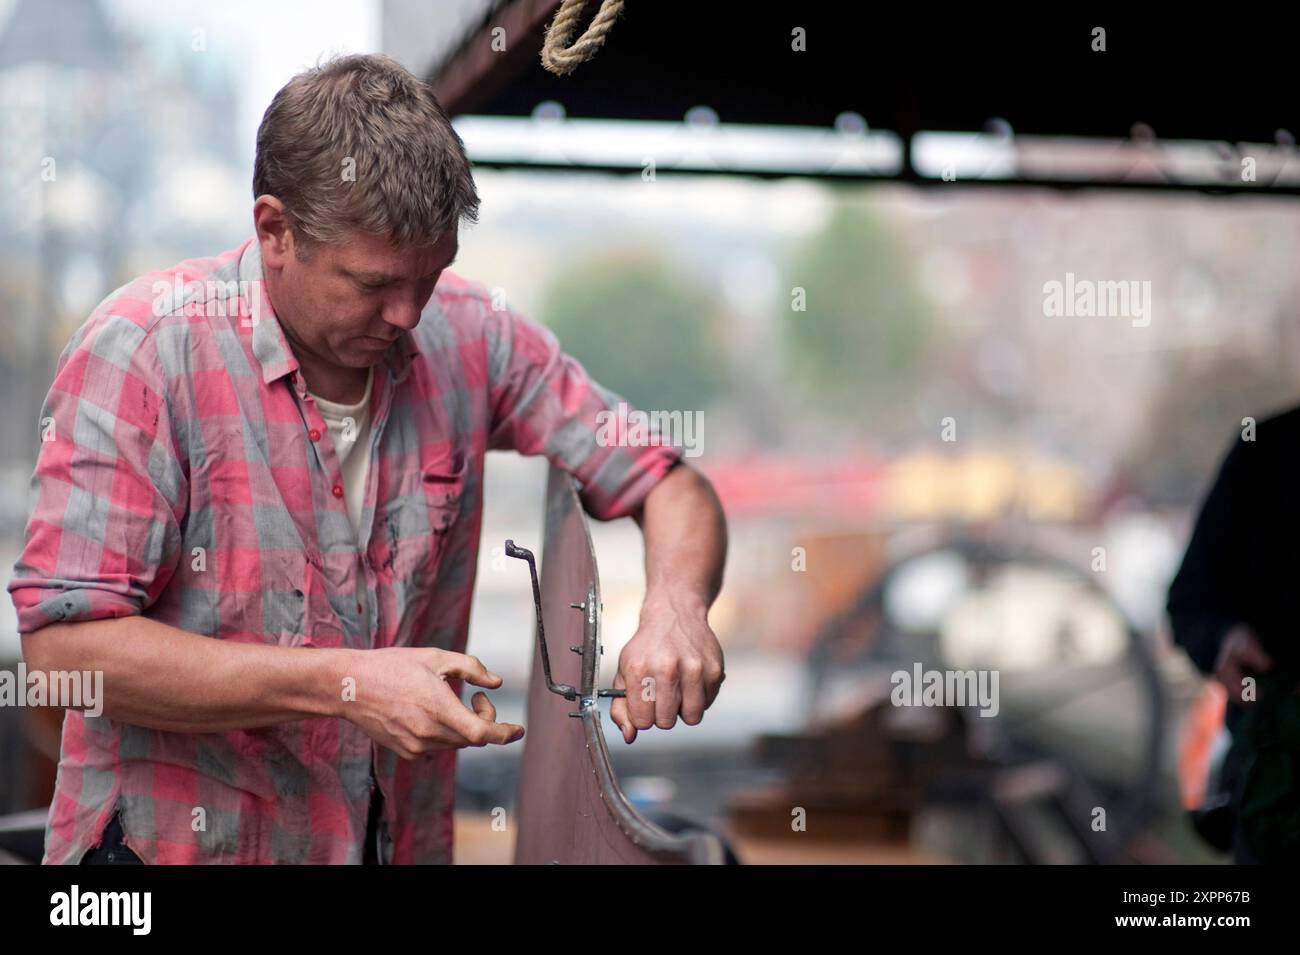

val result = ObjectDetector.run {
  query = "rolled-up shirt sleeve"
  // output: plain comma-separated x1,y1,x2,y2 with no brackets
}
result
8,313,188,633
484,304,682,520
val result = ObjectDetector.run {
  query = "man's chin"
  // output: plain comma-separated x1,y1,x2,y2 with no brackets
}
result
338,340,393,364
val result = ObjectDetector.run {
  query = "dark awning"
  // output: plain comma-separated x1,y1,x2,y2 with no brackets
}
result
395,3,1300,195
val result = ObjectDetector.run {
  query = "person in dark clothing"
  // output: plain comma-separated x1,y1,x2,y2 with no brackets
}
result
1167,407,1300,863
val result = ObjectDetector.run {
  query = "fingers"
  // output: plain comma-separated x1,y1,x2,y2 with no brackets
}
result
610,671,636,744
438,652,504,688
441,692,524,747
392,721,473,760
397,657,522,754
615,645,725,738
655,667,683,730
622,661,657,736
471,690,497,723
704,663,725,709
680,660,709,726
679,652,724,725
1239,633,1274,673
633,659,722,729
397,713,522,758
1217,628,1274,707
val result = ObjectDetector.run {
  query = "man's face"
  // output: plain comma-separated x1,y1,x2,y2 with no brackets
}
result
266,227,459,371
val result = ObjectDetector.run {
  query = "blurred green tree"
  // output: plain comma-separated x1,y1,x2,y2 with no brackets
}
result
781,199,933,424
541,250,727,414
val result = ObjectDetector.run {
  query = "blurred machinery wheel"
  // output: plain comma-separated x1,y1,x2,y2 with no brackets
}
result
804,534,1167,863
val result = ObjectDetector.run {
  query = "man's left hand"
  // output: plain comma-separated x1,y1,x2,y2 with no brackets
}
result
608,592,725,743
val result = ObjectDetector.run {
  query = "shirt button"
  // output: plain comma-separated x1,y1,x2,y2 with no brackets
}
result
332,484,344,498
309,428,321,441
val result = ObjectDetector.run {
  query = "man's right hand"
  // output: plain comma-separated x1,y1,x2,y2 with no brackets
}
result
337,647,525,759
1213,624,1274,707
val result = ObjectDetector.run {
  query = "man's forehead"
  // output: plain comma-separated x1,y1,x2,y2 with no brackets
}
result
334,232,458,276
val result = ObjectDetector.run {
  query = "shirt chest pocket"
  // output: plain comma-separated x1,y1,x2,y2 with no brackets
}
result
372,453,467,590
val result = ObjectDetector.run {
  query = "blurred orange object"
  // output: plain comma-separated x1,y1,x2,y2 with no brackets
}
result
1178,681,1227,811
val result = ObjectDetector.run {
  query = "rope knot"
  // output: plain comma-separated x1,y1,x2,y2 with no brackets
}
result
541,0,626,76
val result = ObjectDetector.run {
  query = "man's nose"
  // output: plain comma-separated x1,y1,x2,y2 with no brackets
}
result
381,296,422,332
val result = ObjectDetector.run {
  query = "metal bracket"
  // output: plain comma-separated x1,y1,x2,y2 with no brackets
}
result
505,539,625,716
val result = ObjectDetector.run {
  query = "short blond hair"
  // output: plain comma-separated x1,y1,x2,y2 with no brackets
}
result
253,53,480,251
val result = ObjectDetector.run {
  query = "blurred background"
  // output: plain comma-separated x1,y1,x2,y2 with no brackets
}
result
2,0,1297,863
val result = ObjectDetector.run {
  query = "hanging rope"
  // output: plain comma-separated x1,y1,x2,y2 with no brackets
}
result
541,0,626,76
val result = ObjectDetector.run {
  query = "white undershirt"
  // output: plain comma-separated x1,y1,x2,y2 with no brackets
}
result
309,367,374,544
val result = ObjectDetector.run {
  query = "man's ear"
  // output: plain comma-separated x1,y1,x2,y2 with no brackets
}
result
253,195,294,269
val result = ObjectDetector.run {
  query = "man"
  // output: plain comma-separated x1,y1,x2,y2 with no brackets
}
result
1166,409,1300,864
8,53,727,864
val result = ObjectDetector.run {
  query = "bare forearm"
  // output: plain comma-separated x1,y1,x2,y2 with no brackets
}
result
21,616,349,732
612,463,728,741
635,463,727,611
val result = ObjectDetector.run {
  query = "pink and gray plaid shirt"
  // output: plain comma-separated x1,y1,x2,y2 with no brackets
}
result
8,238,681,864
